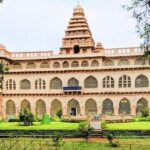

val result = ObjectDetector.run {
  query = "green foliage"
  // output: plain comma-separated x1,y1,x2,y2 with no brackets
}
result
101,121,107,129
61,118,86,123
42,114,50,124
8,118,19,122
141,108,149,117
0,62,9,90
79,123,94,142
56,109,63,119
106,133,120,147
19,109,34,126
78,122,88,130
52,132,63,146
123,0,150,49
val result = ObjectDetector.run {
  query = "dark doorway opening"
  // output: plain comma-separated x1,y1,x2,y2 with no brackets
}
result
74,45,80,54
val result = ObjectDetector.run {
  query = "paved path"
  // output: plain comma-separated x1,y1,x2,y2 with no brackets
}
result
90,121,101,130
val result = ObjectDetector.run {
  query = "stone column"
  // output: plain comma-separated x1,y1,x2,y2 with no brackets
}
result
131,105,136,116
80,105,85,116
0,92,3,120
114,106,119,116
62,102,68,116
46,103,51,116
97,105,102,115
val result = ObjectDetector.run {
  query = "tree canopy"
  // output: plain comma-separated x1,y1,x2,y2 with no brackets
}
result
124,0,150,50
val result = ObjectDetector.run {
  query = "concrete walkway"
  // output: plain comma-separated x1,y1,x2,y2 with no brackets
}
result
90,121,101,130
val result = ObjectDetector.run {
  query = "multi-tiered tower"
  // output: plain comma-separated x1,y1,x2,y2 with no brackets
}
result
60,5,95,55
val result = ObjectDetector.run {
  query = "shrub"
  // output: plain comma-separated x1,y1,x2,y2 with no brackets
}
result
56,110,63,119
101,121,107,129
141,108,149,117
19,109,34,126
61,118,86,123
8,118,19,122
52,132,63,146
78,122,88,130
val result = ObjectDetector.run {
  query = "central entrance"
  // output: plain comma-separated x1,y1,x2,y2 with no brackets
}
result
70,107,77,116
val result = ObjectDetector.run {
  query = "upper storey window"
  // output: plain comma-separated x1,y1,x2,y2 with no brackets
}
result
119,75,131,88
118,58,130,66
63,61,69,68
20,79,31,89
91,60,99,67
35,79,46,89
103,59,114,66
103,76,114,88
6,79,16,90
74,45,80,54
12,63,22,69
135,75,149,88
71,61,79,67
26,62,36,69
53,62,60,68
40,62,50,68
84,76,98,88
81,60,89,67
134,57,145,65
50,77,62,89
68,78,79,87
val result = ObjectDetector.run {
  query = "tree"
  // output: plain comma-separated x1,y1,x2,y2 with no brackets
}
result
124,0,150,51
141,107,149,117
0,0,3,3
56,109,63,119
19,108,34,126
0,62,9,90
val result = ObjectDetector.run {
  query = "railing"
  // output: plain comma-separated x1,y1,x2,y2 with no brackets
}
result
63,86,82,91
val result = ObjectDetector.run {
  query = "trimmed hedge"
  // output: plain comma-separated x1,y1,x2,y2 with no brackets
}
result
0,130,83,138
102,130,150,137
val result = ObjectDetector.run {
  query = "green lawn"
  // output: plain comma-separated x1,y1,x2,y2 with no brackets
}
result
106,122,150,130
0,122,79,130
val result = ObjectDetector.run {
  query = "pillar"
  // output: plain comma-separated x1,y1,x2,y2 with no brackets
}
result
80,105,85,116
114,107,119,116
131,105,136,116
0,92,3,119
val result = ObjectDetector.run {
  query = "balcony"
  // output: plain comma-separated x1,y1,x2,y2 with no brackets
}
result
63,86,82,93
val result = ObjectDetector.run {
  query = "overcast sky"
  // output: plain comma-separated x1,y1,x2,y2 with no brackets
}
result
0,0,141,53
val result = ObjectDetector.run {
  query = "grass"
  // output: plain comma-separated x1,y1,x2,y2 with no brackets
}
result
0,138,150,150
0,122,79,130
106,121,150,130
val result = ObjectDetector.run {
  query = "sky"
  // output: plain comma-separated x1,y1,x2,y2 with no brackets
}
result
0,0,141,53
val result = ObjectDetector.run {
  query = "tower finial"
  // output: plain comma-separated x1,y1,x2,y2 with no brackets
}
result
77,1,80,5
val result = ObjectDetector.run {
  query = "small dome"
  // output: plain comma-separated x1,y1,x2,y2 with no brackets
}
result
96,42,104,50
73,5,84,14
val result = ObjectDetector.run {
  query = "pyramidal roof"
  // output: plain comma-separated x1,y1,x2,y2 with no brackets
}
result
60,5,95,54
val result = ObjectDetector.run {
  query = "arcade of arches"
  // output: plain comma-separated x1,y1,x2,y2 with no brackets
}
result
5,97,149,118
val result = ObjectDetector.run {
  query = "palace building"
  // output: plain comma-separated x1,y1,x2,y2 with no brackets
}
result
0,5,149,120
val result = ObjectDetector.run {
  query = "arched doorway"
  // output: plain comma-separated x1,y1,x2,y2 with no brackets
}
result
67,99,80,116
119,98,131,115
85,99,97,115
136,98,148,115
6,100,16,117
36,100,46,117
21,100,31,112
74,45,80,54
51,99,62,117
102,99,114,115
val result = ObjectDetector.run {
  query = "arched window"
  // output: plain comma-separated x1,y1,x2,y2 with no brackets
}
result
20,79,31,89
53,62,60,68
63,61,69,68
103,76,114,88
35,79,46,89
103,59,114,66
21,100,31,111
119,75,131,88
6,100,16,116
84,76,98,88
51,99,62,117
91,60,99,67
67,99,80,116
118,58,130,66
134,57,145,65
119,98,131,114
135,75,149,88
68,78,79,87
36,100,46,116
50,77,62,89
102,99,114,115
71,61,79,67
85,99,97,115
6,79,16,90
81,60,89,67
136,98,148,114
12,63,22,69
26,62,36,69
40,62,50,68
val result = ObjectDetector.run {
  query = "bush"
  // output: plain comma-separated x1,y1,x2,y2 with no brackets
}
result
56,110,63,119
78,122,88,130
141,108,149,117
101,121,107,129
8,118,19,122
52,132,62,146
138,117,150,122
61,118,86,123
